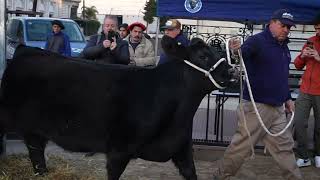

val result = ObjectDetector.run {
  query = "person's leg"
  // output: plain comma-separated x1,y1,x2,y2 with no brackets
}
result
217,101,274,178
263,106,303,180
312,95,320,167
294,93,312,160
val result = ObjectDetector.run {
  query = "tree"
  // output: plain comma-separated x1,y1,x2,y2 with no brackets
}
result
143,0,156,26
81,6,99,20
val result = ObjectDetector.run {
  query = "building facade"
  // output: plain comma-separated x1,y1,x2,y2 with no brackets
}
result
6,0,81,18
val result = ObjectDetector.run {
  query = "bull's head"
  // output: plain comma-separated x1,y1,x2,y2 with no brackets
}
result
161,35,238,90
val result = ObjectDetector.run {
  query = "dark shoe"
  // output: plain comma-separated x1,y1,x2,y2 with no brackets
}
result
213,169,230,180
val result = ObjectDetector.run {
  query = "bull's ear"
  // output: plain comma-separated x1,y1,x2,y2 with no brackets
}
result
161,35,188,60
189,38,206,47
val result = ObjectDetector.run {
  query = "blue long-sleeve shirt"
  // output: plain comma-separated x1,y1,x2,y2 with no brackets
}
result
241,27,291,106
158,33,189,65
45,31,71,57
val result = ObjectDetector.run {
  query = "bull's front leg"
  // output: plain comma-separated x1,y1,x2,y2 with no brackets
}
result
23,133,49,175
106,150,131,180
172,141,197,180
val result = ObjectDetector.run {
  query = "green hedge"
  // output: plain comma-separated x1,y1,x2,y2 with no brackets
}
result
74,19,101,36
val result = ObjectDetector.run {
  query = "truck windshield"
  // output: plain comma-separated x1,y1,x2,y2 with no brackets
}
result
25,20,85,42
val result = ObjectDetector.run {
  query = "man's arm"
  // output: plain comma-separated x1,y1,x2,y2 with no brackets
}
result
229,36,257,62
240,36,258,61
134,43,156,67
294,43,308,70
285,99,294,113
81,35,104,59
63,34,71,57
113,40,130,65
44,35,50,50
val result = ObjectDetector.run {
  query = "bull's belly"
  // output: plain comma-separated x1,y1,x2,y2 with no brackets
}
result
51,136,107,153
136,140,186,162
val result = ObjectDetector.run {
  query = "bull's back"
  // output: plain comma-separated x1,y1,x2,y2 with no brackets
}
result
0,47,127,146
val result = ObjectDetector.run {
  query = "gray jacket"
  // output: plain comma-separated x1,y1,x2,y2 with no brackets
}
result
124,35,156,67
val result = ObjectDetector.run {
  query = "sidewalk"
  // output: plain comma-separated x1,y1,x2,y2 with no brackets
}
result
2,141,320,179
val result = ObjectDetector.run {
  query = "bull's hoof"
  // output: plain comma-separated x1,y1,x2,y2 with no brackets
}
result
85,152,96,157
34,167,49,176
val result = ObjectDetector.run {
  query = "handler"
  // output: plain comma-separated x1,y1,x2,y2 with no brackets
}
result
213,9,303,180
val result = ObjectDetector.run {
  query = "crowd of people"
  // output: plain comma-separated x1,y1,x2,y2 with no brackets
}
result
44,11,320,180
45,15,189,68
79,15,188,67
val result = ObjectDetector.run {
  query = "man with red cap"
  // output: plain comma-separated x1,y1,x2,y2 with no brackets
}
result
123,22,156,67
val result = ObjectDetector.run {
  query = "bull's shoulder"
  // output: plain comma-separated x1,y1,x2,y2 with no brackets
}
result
13,45,47,59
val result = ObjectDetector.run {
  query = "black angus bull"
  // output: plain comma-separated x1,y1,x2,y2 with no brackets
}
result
0,35,236,180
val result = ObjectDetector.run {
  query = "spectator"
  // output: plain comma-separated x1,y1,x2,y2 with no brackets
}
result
81,15,129,65
45,20,71,57
119,23,129,39
293,13,320,168
158,19,189,65
124,22,156,67
213,9,303,180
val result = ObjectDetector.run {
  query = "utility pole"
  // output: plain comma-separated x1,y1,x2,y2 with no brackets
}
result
32,0,38,17
0,0,6,79
82,0,85,20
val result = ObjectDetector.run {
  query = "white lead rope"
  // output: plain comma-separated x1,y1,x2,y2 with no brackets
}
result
184,58,227,89
238,50,295,137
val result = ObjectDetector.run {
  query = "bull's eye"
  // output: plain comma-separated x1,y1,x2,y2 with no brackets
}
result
200,55,207,60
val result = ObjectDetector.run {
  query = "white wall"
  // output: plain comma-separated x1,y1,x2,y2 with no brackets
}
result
6,0,79,18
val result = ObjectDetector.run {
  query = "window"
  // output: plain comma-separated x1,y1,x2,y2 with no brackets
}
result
25,19,85,42
7,19,24,43
7,19,18,40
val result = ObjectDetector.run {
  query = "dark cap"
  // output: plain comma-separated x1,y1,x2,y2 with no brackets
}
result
161,19,181,30
128,22,146,31
51,20,65,30
119,23,129,30
271,9,296,27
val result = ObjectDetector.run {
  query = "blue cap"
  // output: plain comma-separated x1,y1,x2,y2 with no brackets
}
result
271,9,296,27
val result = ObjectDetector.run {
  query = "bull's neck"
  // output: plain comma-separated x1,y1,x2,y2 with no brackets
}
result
183,64,214,96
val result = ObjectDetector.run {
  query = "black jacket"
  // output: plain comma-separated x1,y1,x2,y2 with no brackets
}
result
81,32,130,65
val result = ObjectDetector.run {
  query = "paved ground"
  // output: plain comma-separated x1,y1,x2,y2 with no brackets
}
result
3,141,320,180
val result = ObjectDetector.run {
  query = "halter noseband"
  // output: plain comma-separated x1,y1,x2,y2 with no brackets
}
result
184,58,227,89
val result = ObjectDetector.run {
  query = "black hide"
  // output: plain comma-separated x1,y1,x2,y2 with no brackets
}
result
0,36,234,180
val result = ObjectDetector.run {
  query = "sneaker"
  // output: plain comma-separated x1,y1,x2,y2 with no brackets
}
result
296,158,311,167
315,156,320,168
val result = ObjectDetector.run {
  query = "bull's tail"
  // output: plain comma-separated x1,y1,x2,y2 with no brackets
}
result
0,86,10,156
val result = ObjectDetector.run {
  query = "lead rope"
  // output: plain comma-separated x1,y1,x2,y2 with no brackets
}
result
236,48,295,159
236,49,256,160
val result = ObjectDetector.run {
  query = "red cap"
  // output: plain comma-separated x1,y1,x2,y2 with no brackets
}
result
128,22,146,31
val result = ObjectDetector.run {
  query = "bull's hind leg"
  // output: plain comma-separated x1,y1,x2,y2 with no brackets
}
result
0,133,5,156
106,151,131,180
172,143,197,180
24,133,49,175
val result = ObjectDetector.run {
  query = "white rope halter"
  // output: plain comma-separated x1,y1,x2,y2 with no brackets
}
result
184,58,227,89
